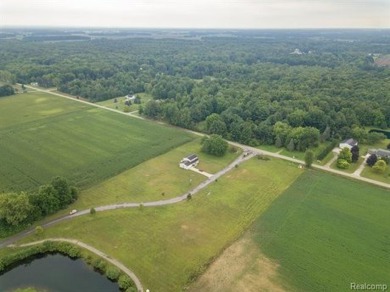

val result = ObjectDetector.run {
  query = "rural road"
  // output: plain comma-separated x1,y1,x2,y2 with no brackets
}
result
3,85,388,289
16,238,144,292
25,85,390,190
226,141,390,190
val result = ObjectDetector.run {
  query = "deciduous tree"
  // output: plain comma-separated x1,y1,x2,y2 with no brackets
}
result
366,154,378,167
304,150,314,168
201,134,228,157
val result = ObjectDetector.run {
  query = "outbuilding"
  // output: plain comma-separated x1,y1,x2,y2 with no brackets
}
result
339,138,358,150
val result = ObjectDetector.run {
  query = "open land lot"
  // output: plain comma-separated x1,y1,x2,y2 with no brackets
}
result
97,93,152,113
71,139,241,210
16,158,302,291
248,170,390,291
0,92,194,193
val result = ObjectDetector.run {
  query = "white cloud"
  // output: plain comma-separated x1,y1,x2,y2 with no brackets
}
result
0,0,389,28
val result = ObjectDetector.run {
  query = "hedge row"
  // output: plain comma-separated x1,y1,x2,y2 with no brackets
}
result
316,140,339,161
0,241,136,291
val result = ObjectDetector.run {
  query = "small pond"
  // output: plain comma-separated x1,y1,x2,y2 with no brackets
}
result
0,253,119,292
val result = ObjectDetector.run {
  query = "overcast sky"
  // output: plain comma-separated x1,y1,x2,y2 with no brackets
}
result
1,0,389,29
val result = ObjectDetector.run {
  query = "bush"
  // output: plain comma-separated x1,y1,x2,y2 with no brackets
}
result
337,159,350,169
90,208,96,215
118,274,134,289
373,160,387,173
106,266,121,280
92,258,107,272
34,226,44,236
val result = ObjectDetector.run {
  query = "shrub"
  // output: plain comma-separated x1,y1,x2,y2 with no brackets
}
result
90,208,96,215
337,159,350,169
373,160,387,173
316,140,338,161
34,226,44,236
106,266,121,280
118,274,133,289
338,147,352,163
92,258,107,272
67,246,80,258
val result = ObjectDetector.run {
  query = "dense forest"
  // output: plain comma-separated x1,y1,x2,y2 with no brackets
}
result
1,29,389,149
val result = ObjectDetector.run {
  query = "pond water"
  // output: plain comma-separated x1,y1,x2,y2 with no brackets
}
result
0,253,119,292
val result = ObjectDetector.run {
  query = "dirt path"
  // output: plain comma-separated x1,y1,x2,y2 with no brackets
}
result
17,238,144,292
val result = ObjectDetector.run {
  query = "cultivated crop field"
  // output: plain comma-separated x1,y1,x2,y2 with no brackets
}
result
0,92,194,192
252,170,390,291
18,158,302,291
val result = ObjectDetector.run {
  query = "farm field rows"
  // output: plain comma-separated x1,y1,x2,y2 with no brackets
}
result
250,170,390,291
16,158,302,291
0,92,194,193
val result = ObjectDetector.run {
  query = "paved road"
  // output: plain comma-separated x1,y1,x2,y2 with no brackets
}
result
3,85,388,290
16,238,144,292
231,143,390,190
24,85,144,120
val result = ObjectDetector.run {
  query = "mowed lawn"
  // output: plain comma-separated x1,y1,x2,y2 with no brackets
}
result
0,92,194,192
74,139,241,209
252,170,390,291
18,158,302,291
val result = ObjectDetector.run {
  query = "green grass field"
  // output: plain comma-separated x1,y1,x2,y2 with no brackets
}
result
17,158,302,291
252,170,390,291
0,92,194,193
70,139,241,209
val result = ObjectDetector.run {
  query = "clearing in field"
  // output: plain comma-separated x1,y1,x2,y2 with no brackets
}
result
0,92,194,193
15,158,302,291
249,170,390,291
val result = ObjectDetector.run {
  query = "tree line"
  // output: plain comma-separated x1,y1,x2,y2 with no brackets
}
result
0,31,389,150
0,177,78,235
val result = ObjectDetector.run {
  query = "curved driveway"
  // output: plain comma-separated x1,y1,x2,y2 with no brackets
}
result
0,152,255,248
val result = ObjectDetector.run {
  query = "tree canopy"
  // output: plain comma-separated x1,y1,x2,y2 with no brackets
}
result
201,135,229,157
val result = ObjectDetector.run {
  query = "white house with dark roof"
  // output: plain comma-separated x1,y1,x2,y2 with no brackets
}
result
179,154,199,170
339,138,358,150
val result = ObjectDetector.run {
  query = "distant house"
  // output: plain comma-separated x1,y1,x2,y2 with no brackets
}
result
290,48,303,55
339,138,358,150
179,154,199,170
125,94,136,101
368,149,390,159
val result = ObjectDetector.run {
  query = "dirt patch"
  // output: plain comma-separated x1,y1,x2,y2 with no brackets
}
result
189,232,288,292
375,55,390,67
